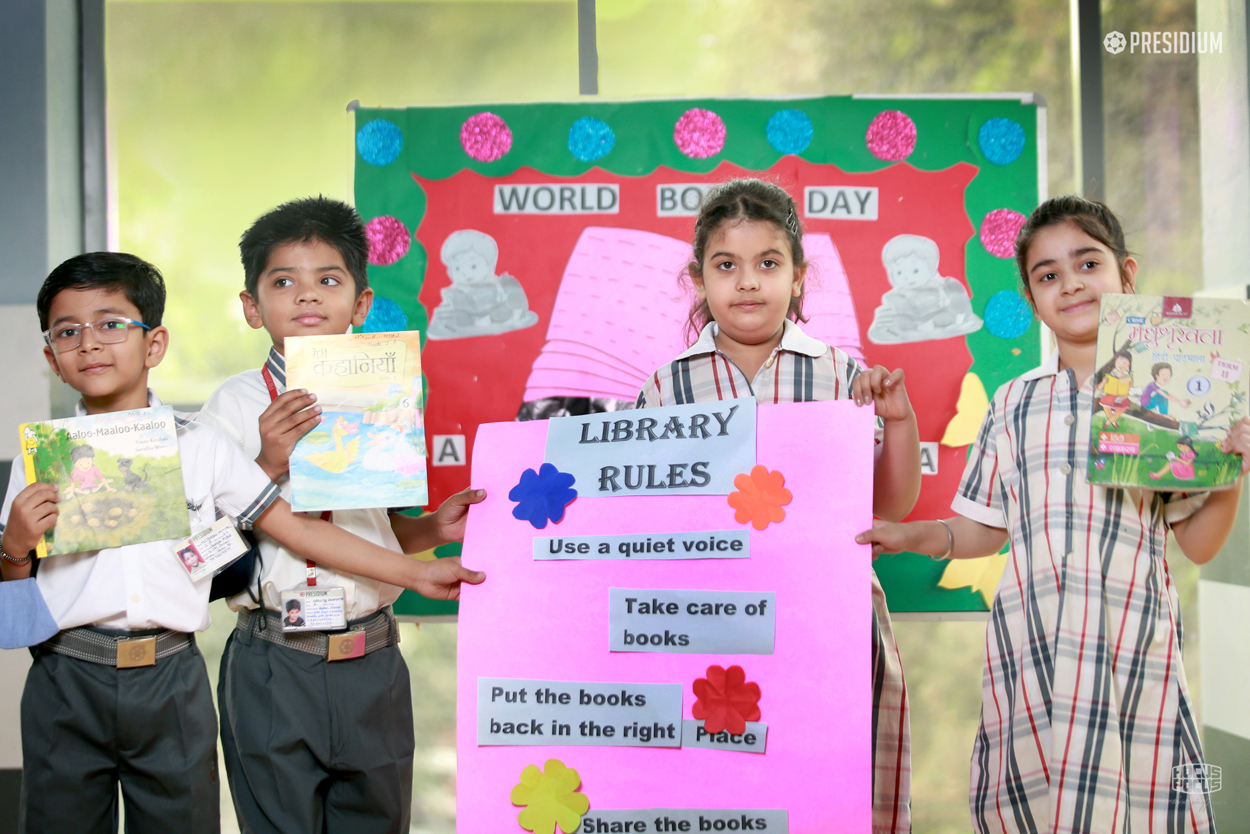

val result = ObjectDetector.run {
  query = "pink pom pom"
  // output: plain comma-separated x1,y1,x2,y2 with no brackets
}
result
979,209,1028,259
865,111,917,161
365,216,410,266
460,112,512,162
673,108,726,159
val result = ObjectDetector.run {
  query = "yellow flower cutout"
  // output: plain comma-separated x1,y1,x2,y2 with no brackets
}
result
510,758,590,834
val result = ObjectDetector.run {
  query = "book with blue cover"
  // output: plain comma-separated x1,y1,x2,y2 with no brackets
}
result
285,331,428,511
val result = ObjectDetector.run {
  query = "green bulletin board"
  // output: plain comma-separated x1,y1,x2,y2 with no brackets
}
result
355,94,1045,617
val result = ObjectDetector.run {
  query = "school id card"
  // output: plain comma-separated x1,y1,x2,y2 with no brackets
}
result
172,517,249,583
278,585,347,633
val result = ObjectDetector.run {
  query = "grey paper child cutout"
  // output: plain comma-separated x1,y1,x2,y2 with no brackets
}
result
427,229,540,340
867,234,982,344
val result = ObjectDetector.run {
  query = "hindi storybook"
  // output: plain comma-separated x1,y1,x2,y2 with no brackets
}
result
286,331,428,512
1089,294,1249,489
18,406,190,558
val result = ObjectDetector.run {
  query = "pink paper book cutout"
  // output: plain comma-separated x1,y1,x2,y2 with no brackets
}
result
522,227,863,404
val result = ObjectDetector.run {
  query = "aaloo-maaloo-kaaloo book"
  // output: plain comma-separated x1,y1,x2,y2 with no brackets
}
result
19,406,190,557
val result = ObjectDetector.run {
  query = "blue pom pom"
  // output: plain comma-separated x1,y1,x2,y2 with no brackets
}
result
567,117,615,162
362,296,408,333
977,118,1026,166
766,109,813,155
984,291,1033,339
356,119,403,167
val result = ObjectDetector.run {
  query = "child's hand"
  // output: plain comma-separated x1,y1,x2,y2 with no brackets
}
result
430,487,487,545
852,366,914,423
2,483,60,556
1221,416,1250,474
256,389,321,480
854,519,909,560
413,555,486,601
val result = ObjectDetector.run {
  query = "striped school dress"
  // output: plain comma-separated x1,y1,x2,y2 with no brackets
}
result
638,320,911,834
953,351,1215,834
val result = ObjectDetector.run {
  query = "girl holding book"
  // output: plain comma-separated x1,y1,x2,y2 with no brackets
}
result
858,195,1250,833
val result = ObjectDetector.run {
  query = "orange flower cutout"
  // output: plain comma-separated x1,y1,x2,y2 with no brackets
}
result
727,465,792,530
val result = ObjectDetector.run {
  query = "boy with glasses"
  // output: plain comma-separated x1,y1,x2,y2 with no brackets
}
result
0,252,483,833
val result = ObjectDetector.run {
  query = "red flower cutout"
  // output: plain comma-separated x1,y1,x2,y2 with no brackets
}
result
727,465,792,531
692,664,761,735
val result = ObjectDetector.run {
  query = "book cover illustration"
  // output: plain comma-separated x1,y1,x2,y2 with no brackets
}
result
1088,294,1249,489
19,406,190,557
286,331,428,512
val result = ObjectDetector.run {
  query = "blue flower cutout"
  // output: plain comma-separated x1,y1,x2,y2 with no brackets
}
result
509,464,577,529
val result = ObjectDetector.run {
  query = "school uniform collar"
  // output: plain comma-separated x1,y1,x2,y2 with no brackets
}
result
675,320,828,361
1019,349,1062,381
264,347,287,391
74,388,163,417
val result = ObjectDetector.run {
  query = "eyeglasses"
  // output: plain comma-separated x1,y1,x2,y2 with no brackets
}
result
43,317,152,352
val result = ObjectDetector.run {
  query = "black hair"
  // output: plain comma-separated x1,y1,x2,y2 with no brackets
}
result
285,599,301,612
684,178,808,343
70,444,95,463
1094,343,1134,387
1014,196,1133,306
37,253,165,331
1177,435,1195,451
240,197,369,298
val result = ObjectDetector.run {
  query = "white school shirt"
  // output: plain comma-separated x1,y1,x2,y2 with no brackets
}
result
194,348,404,619
0,391,280,633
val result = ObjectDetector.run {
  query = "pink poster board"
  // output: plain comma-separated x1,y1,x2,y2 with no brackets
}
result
457,400,874,831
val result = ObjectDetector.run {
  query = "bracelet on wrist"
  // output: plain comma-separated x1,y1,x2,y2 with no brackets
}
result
930,520,954,561
0,539,33,565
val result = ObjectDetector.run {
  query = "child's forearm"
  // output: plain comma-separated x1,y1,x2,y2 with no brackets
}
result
937,516,1009,559
872,413,921,521
388,512,449,555
1171,480,1243,565
869,517,1008,560
253,499,429,589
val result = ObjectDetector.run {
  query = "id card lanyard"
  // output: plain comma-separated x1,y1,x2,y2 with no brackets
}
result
261,365,329,584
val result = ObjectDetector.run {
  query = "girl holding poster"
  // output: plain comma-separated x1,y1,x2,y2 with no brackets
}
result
859,196,1250,833
636,178,921,834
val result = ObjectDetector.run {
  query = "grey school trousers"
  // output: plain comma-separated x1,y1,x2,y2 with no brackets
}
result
19,641,219,834
218,624,415,834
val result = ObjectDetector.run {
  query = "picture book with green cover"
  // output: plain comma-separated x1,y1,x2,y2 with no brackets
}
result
1088,294,1249,489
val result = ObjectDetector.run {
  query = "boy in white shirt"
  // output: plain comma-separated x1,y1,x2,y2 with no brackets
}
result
196,197,483,833
0,252,483,833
